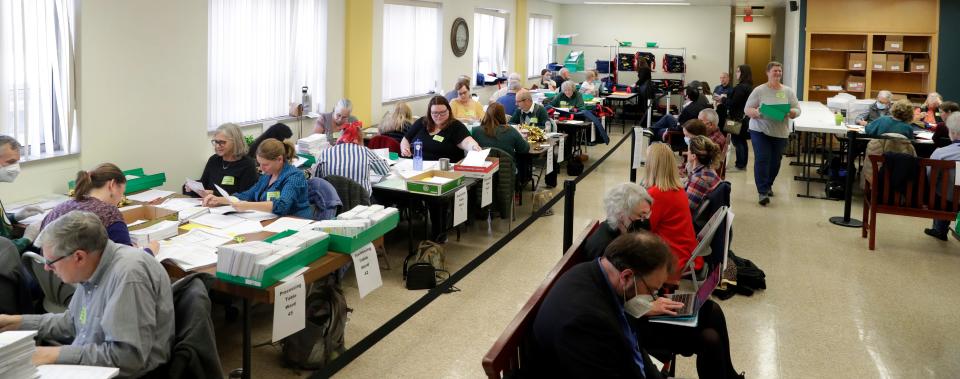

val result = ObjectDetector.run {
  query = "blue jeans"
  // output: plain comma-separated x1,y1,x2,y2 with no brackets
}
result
932,219,951,234
650,115,678,142
749,130,788,195
731,132,749,169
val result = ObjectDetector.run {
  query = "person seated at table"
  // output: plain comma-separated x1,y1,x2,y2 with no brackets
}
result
531,231,675,378
445,76,471,101
511,90,550,129
698,108,728,153
855,90,893,126
185,123,258,198
686,136,722,211
313,99,359,143
401,96,481,162
471,103,529,161
315,125,390,197
203,139,312,218
489,72,521,103
580,185,744,379
42,163,136,248
865,99,916,140
550,80,586,110
495,80,522,116
379,102,415,143
651,82,712,142
555,67,572,90
248,123,293,160
924,113,960,241
643,144,700,282
579,69,602,96
932,101,958,147
0,211,174,377
450,81,484,123
915,92,943,127
0,136,44,253
537,69,557,91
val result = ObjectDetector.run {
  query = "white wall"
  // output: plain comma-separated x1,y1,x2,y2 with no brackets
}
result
782,1,801,91
733,15,776,69
555,5,731,87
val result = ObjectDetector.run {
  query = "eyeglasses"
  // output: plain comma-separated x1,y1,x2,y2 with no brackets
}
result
638,276,659,300
210,139,228,147
430,110,449,116
43,251,77,268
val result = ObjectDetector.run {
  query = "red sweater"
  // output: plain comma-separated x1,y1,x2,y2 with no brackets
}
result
647,185,701,281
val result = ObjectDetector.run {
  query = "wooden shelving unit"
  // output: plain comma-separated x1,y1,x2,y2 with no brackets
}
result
804,32,937,104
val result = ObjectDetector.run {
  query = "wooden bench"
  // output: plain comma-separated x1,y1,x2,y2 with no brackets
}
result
481,220,601,378
862,155,960,250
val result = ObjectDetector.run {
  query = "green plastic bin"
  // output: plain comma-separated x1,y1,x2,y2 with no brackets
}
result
216,230,331,289
68,168,166,195
327,212,400,253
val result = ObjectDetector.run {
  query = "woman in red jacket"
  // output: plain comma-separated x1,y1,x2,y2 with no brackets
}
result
642,142,700,283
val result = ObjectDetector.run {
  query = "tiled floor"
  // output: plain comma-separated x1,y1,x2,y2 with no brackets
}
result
216,129,960,378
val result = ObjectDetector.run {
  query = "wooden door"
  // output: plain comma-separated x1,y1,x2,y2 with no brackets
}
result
746,34,772,86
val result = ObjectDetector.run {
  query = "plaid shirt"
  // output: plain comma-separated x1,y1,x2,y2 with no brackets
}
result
686,164,720,210
709,130,727,153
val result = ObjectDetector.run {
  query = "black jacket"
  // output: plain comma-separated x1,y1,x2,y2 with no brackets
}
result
145,273,223,379
531,261,663,379
727,81,752,121
678,95,711,125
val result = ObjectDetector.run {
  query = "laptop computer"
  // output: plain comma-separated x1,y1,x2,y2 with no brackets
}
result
663,266,721,318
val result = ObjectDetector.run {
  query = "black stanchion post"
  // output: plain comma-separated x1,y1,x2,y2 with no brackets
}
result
562,179,576,253
830,130,863,227
629,128,637,182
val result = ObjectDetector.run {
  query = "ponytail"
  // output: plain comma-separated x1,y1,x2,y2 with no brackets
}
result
73,163,126,200
257,139,298,163
689,136,721,169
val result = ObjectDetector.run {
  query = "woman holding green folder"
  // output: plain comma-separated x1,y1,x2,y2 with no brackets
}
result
744,61,800,206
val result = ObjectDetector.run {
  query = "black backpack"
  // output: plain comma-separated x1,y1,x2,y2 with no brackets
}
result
281,274,348,369
713,251,766,299
566,157,584,176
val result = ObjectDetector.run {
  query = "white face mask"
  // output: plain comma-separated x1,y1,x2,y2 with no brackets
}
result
623,278,656,318
0,163,21,183
684,136,692,146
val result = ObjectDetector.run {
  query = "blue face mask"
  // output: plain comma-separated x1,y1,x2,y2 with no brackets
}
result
684,136,691,146
876,102,887,110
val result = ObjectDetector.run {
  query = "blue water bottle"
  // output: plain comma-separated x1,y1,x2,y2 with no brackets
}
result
413,138,423,171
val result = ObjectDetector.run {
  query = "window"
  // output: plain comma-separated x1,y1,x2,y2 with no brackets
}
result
527,15,553,78
473,10,507,82
382,2,440,102
208,0,327,130
0,0,78,159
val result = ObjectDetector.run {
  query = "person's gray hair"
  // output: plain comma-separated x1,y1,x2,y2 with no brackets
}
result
560,67,570,76
877,90,892,101
333,99,353,113
40,211,108,258
516,90,532,102
561,80,576,93
507,72,521,82
947,113,960,137
699,108,719,127
216,123,248,157
603,183,654,230
0,135,22,152
507,80,522,91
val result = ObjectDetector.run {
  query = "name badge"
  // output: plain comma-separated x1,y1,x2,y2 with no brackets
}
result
776,91,786,99
80,307,87,325
433,135,445,142
266,191,281,201
221,176,235,186
531,117,538,124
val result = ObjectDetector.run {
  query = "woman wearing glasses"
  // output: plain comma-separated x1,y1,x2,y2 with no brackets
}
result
184,123,258,198
400,96,481,162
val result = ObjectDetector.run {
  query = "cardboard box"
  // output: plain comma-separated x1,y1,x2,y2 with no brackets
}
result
121,205,178,230
454,157,500,174
910,58,930,73
871,54,887,71
845,75,866,92
405,170,465,196
847,53,866,71
885,54,905,72
884,35,904,51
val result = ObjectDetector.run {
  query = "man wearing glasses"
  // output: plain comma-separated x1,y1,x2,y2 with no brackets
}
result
0,211,174,377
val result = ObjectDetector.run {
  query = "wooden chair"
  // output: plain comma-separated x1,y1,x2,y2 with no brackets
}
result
862,155,960,250
481,220,601,379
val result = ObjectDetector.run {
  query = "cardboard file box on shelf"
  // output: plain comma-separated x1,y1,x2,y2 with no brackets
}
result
847,53,866,71
910,58,930,73
405,170,465,196
885,54,905,72
121,205,178,230
845,76,866,92
871,54,886,71
884,35,904,52
453,157,500,179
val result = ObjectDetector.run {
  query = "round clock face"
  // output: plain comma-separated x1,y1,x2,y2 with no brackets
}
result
451,17,468,57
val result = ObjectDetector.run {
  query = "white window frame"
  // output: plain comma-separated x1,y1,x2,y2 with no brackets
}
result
473,9,508,86
527,14,554,79
207,0,328,131
381,1,442,102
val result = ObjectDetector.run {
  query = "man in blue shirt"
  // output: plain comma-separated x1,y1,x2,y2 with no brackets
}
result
925,113,960,240
496,80,521,116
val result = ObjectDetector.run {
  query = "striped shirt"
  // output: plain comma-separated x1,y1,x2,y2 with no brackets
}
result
315,143,391,195
686,164,721,211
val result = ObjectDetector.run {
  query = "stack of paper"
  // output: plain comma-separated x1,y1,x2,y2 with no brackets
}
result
264,217,315,233
192,213,246,229
297,133,331,156
0,330,39,379
169,228,233,249
177,206,210,222
129,220,179,245
155,241,218,271
36,365,118,379
126,189,175,203
158,197,203,212
460,149,491,167
217,230,329,282
312,205,398,237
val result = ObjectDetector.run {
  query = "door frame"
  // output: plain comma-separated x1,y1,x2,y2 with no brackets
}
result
745,33,773,86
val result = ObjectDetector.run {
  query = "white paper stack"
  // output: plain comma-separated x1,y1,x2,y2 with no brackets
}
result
217,230,329,282
129,220,180,246
264,217,315,233
312,205,398,237
297,133,331,156
155,241,218,271
0,330,39,379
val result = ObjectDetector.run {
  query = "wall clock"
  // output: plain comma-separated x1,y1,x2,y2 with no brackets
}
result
451,17,468,57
